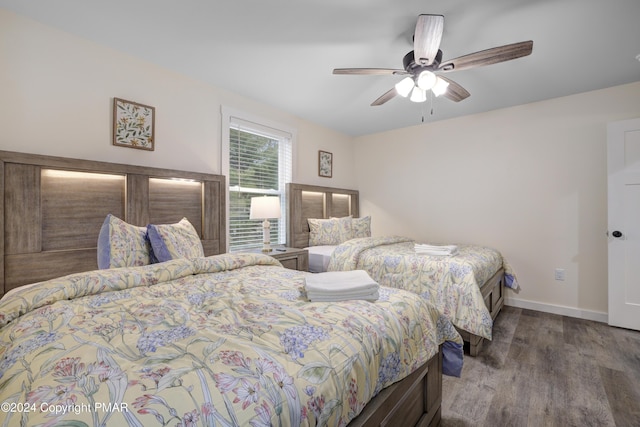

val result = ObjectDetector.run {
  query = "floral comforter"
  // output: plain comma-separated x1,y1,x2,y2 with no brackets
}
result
0,253,461,427
328,237,520,340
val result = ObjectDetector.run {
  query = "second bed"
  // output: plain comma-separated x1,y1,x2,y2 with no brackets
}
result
287,183,519,356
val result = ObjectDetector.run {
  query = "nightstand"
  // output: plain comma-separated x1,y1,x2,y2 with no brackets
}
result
269,247,309,271
241,247,309,271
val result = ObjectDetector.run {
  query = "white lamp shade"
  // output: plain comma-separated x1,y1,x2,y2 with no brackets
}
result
395,77,415,97
250,196,281,219
416,70,437,90
409,86,427,103
432,76,450,97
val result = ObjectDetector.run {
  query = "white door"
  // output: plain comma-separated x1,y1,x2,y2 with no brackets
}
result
608,117,640,330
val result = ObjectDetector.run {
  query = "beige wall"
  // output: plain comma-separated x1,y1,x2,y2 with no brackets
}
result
4,8,640,320
353,81,640,319
0,8,356,188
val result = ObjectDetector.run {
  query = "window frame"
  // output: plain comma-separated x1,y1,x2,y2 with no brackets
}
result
221,106,297,252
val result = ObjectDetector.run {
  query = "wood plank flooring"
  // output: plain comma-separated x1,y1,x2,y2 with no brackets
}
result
442,306,640,426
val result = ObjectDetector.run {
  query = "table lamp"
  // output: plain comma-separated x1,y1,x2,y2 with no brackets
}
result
249,196,281,252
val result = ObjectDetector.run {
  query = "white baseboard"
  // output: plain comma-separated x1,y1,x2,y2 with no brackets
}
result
505,297,608,324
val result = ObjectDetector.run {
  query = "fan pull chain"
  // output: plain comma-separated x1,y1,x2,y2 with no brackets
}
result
421,92,435,123
430,91,434,116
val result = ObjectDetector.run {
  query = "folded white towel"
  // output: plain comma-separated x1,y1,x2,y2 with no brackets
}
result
415,249,459,256
305,270,379,301
305,270,378,294
307,290,379,302
414,243,459,256
415,244,458,251
307,287,379,299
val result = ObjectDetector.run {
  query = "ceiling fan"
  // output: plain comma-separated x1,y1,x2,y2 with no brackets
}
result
333,14,533,106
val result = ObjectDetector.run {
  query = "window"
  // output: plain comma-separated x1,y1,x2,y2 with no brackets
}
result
221,108,295,251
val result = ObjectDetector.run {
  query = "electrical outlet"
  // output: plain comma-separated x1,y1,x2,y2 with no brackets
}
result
554,268,565,281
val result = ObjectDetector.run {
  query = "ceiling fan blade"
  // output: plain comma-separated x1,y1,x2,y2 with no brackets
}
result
371,88,398,106
437,76,470,102
414,14,444,66
333,68,407,75
439,40,533,72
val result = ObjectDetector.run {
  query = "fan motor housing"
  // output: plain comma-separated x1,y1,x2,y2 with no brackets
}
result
403,49,442,73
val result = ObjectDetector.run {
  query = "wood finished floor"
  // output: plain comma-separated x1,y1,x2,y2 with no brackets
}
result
442,306,640,427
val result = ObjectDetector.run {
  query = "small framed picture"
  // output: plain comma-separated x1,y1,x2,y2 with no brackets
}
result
318,150,333,178
113,98,155,151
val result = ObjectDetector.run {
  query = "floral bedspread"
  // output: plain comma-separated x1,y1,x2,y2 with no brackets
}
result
328,236,520,340
0,253,461,427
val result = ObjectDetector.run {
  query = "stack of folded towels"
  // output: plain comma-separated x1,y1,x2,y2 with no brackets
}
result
414,243,459,256
305,270,379,302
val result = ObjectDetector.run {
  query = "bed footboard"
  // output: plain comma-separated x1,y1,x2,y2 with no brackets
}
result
349,348,442,427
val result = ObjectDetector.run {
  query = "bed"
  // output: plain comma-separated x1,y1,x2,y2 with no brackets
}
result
286,183,518,356
0,151,462,426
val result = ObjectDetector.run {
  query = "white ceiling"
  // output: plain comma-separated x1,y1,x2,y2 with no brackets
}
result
2,0,639,136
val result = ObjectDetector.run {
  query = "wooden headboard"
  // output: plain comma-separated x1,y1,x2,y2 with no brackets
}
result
286,183,359,248
0,150,226,296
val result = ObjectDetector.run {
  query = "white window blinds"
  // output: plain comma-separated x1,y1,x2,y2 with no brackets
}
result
227,116,293,251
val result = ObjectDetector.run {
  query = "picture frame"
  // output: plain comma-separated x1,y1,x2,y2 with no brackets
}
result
113,97,155,151
318,150,333,178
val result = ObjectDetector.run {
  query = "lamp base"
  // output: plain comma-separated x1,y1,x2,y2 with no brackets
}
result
262,219,272,252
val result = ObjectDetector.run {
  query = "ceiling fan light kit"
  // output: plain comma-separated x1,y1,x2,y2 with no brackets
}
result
431,77,449,96
395,71,449,101
333,14,533,107
395,77,415,97
416,70,437,91
409,86,427,103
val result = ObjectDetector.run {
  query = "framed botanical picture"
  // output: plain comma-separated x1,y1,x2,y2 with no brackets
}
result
318,150,333,178
113,98,155,151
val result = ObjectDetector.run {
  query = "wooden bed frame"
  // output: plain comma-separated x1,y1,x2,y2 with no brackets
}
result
352,349,442,427
287,182,506,356
0,151,443,427
287,182,359,248
0,150,227,296
457,268,505,356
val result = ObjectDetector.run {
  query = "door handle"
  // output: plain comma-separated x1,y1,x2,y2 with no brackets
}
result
612,230,623,238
